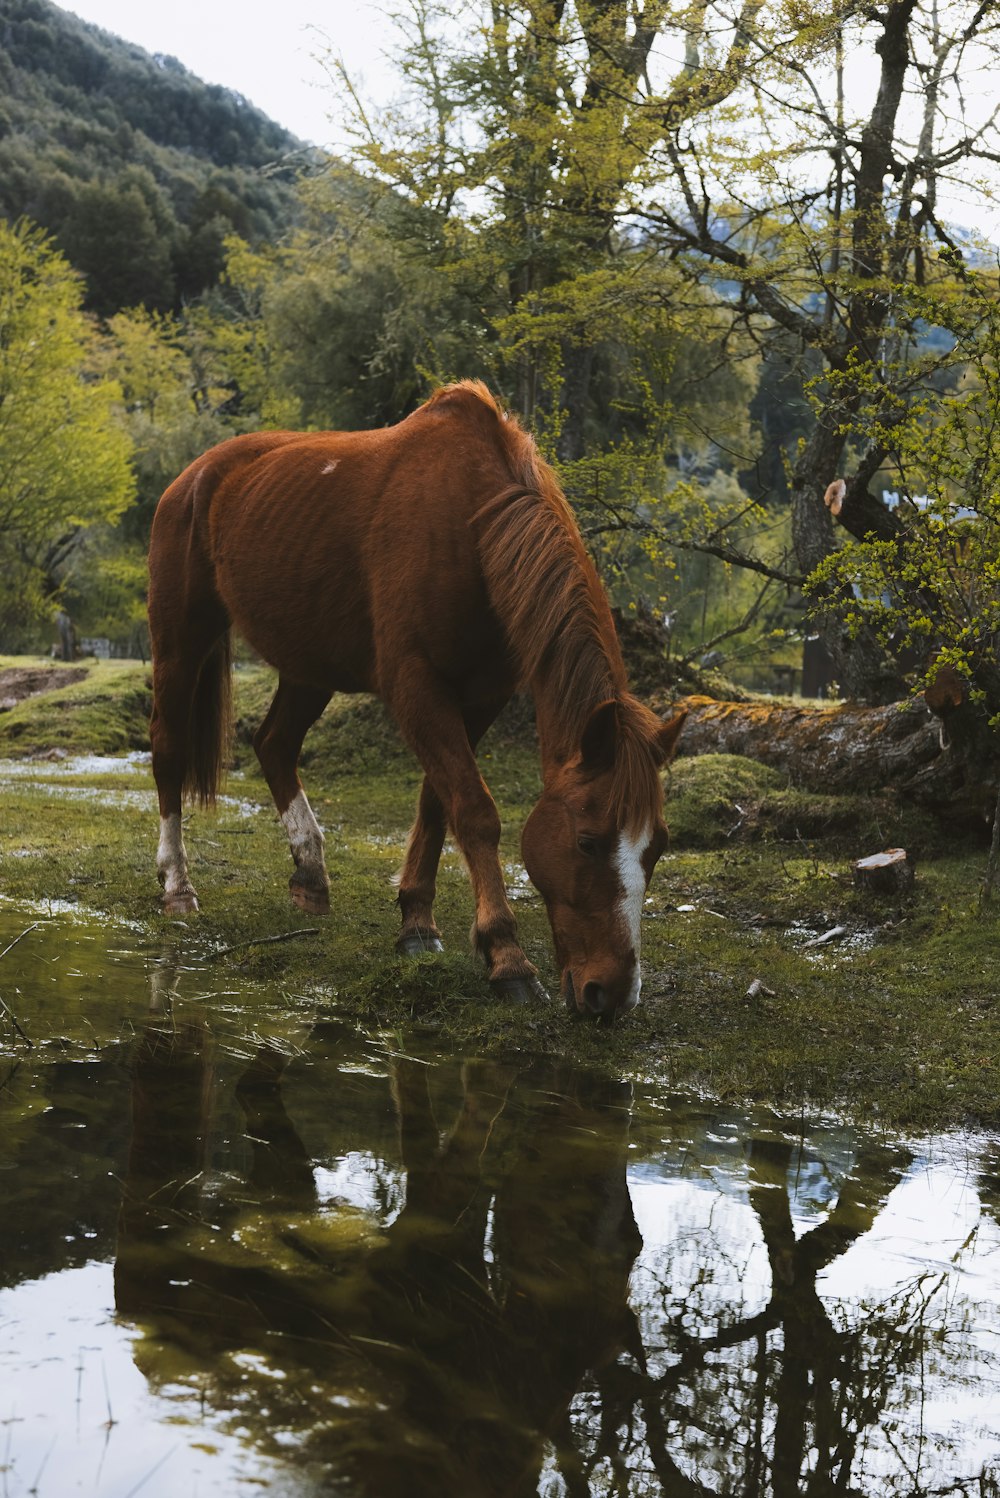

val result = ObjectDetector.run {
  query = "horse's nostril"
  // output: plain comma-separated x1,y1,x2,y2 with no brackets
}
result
582,981,609,1014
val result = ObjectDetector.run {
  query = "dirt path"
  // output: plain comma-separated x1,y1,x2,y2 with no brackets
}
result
0,666,88,712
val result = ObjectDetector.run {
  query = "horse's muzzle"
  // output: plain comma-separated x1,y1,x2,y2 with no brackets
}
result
562,968,640,1020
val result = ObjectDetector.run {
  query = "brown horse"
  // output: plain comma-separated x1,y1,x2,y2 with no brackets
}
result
147,382,685,1017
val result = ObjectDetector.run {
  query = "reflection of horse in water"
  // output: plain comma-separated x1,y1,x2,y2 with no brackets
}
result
117,962,943,1495
115,987,642,1496
148,381,685,1017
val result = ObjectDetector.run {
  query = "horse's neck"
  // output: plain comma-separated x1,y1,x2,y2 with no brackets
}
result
530,636,624,769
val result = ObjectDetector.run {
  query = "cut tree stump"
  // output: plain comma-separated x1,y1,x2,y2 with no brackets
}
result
852,849,915,897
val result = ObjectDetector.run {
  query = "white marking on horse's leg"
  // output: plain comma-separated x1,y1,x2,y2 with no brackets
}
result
616,822,652,1009
156,813,192,898
281,789,326,875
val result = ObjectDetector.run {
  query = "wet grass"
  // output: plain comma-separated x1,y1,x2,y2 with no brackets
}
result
1,654,998,1130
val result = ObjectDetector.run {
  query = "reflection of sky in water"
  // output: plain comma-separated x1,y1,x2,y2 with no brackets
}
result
3,1115,1000,1495
314,1152,405,1220
0,1264,291,1498
624,1138,1000,1493
822,1146,1000,1486
631,1118,860,1225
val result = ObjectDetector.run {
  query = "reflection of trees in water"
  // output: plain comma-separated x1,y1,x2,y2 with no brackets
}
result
115,1004,642,1497
113,974,1000,1496
562,1135,1000,1496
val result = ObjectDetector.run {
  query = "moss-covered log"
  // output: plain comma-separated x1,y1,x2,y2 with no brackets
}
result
673,694,997,827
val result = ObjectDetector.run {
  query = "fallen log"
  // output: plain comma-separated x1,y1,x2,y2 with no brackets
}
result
671,694,997,827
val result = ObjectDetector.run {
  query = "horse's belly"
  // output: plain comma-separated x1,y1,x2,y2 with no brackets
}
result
218,554,376,693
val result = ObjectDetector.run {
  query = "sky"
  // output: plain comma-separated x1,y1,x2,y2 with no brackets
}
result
63,1,396,147
60,1,999,239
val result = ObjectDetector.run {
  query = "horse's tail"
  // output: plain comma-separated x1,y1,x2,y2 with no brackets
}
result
182,630,233,808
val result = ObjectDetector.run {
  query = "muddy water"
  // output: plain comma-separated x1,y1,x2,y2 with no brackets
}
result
2,911,1000,1497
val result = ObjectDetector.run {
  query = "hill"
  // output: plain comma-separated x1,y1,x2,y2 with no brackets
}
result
0,0,307,313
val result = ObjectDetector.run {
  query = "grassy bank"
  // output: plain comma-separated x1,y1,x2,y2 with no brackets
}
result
1,653,997,1129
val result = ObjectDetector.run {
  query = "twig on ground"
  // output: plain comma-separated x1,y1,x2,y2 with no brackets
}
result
0,1058,22,1093
212,928,320,960
0,994,32,1046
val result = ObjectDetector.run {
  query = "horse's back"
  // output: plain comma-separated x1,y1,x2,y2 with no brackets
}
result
149,392,521,697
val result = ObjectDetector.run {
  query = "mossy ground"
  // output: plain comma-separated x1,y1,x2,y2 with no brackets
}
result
1,654,998,1130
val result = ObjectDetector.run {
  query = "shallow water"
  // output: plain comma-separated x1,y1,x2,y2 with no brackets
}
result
2,911,1000,1497
0,757,260,818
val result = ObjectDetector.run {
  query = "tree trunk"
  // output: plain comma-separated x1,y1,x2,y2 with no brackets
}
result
784,1,918,705
558,342,596,463
672,693,998,827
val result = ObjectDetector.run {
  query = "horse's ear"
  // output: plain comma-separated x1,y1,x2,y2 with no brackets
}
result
654,710,687,767
579,699,619,772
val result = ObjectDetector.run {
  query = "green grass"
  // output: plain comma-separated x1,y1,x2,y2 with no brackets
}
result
1,654,998,1130
0,655,152,756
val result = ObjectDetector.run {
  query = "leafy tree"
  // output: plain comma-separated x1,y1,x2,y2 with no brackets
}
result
0,219,133,643
326,0,761,448
221,177,490,431
321,0,1000,699
618,0,1000,696
813,263,1000,722
94,304,250,541
58,175,177,317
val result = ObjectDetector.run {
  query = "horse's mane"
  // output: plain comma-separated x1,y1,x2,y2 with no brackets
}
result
429,382,663,830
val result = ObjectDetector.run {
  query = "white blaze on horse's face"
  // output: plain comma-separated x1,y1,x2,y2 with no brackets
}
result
520,783,668,1021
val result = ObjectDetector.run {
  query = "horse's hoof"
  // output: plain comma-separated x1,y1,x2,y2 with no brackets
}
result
290,881,330,915
163,891,198,916
490,974,550,1005
396,928,445,957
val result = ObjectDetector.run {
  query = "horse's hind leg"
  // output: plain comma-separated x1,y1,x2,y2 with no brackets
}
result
253,678,333,914
152,663,199,914
151,630,226,915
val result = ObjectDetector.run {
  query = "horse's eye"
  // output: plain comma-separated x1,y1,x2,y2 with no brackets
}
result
577,834,599,856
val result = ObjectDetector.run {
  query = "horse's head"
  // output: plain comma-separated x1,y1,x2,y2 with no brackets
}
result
521,702,686,1020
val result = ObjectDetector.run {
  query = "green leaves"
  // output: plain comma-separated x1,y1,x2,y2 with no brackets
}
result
0,221,133,615
809,264,1000,720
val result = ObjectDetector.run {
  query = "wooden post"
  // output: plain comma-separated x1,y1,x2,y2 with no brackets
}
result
982,783,1000,907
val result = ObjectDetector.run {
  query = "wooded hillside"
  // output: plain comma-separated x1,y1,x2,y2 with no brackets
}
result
0,0,304,312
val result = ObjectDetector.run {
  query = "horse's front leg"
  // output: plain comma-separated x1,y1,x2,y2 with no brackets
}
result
391,672,547,1003
396,695,510,958
396,775,446,956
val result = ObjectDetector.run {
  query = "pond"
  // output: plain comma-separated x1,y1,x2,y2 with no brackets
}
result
1,909,999,1497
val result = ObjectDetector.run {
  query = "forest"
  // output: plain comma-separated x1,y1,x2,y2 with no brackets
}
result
6,9,1000,1485
1,0,999,760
